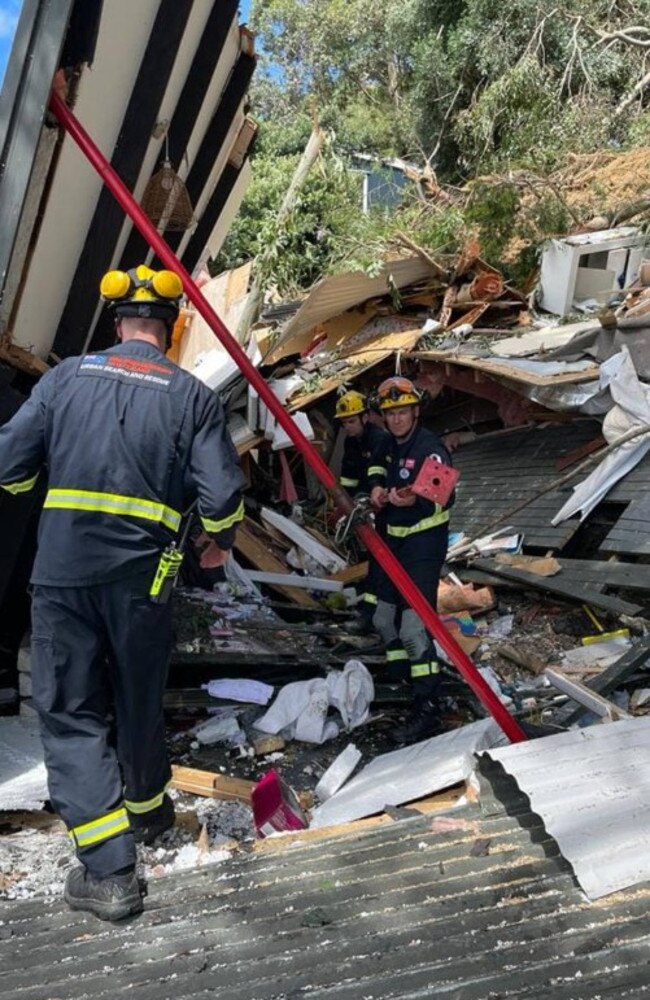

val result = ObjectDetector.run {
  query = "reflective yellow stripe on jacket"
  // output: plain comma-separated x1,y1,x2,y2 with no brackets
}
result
387,509,449,538
200,499,245,534
367,465,387,477
1,473,39,495
44,488,181,532
69,806,130,848
340,476,359,488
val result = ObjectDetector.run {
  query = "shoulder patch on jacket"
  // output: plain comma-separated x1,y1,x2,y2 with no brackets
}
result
77,354,174,391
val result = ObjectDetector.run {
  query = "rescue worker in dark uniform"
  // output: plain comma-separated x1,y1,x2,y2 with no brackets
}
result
0,265,245,922
370,376,453,744
334,390,391,629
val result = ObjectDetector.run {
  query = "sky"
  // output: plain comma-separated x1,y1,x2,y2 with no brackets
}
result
0,0,21,89
0,1,254,92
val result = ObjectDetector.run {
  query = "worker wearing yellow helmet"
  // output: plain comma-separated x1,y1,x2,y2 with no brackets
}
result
0,264,245,922
334,389,391,630
100,264,183,339
370,375,455,744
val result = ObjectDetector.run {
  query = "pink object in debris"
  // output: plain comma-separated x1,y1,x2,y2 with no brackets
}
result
251,770,308,838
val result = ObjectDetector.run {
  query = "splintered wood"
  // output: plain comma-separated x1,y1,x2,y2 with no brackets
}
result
171,765,254,804
234,517,319,608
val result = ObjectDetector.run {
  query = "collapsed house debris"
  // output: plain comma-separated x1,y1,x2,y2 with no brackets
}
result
2,20,650,982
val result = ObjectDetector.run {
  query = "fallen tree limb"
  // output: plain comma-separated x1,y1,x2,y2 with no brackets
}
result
615,67,650,115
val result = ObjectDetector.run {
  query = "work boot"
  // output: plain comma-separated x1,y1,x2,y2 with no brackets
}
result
64,866,143,922
389,700,443,745
128,794,175,845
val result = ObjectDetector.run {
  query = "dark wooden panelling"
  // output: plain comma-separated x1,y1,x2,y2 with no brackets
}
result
601,495,650,556
473,558,643,615
52,0,193,358
451,421,601,549
181,161,241,274
152,52,256,265
112,0,239,278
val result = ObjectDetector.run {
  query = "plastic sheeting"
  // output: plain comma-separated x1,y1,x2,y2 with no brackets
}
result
552,348,650,524
254,660,374,744
0,717,48,811
311,718,505,828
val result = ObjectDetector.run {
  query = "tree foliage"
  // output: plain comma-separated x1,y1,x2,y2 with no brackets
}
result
213,0,650,291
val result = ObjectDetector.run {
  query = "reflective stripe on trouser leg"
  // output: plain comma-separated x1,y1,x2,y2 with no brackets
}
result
125,783,171,815
411,657,442,700
69,807,130,848
362,593,378,606
30,584,136,879
410,660,441,678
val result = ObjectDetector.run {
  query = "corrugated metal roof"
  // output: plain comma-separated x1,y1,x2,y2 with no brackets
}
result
2,773,650,999
485,716,650,900
272,256,436,356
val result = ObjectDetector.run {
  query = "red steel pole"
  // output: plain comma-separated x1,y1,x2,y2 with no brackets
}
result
49,92,527,743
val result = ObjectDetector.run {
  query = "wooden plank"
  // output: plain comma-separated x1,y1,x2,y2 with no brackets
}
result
553,636,650,727
245,570,343,592
556,559,650,591
544,667,632,721
328,561,369,584
183,165,241,276
473,558,643,616
234,521,320,608
252,784,468,852
411,351,600,386
160,52,256,262
171,765,253,803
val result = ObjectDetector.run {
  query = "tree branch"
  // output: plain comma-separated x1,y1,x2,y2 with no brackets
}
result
615,66,650,114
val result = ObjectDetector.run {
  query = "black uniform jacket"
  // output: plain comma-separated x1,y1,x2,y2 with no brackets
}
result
0,340,245,586
339,421,392,496
384,425,453,539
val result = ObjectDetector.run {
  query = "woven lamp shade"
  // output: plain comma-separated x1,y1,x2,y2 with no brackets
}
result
141,161,195,232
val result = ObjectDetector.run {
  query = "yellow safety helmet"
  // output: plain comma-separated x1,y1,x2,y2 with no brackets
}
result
335,390,367,419
100,265,183,328
376,376,422,410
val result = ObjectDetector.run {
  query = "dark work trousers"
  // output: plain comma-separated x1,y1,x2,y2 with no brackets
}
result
30,572,173,878
359,550,380,624
375,525,448,698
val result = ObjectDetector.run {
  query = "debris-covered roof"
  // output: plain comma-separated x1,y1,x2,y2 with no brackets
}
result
2,765,650,999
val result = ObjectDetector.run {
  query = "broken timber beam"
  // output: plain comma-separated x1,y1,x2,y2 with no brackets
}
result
328,561,369,585
235,520,320,608
544,667,632,722
553,635,650,727
170,765,253,803
473,558,643,617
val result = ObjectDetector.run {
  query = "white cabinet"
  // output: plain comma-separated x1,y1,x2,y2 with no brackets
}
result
540,227,647,315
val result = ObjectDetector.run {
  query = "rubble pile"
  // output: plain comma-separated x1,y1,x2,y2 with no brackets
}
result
3,186,650,907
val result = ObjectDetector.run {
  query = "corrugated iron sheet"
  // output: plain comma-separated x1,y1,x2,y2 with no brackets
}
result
485,716,650,900
2,778,650,999
274,256,435,354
